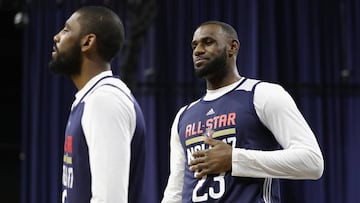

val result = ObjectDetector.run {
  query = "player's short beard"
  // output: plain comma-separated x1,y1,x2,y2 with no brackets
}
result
49,43,82,77
194,48,228,79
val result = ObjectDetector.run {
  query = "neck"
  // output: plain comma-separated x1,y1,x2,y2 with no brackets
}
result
72,62,111,90
206,67,241,90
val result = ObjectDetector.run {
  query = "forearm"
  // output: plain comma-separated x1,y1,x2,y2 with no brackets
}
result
232,147,323,179
162,109,186,203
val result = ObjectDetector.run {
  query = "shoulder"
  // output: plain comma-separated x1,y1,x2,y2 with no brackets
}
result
84,78,135,114
87,77,132,102
174,99,201,120
236,78,285,95
253,80,297,111
255,81,286,96
235,78,283,93
95,77,131,96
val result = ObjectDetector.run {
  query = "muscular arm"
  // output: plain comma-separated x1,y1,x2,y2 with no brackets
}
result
232,82,323,179
83,86,136,202
161,107,186,203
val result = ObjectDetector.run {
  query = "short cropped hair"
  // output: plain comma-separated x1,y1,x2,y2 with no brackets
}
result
76,6,125,62
199,20,239,42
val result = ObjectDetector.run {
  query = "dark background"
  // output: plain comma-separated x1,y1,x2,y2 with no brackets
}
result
0,0,22,202
2,0,360,203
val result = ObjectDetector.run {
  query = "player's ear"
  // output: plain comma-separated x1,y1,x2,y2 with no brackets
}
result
81,34,96,51
228,40,239,57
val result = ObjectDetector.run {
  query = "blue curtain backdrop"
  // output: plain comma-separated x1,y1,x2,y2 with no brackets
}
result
20,0,359,203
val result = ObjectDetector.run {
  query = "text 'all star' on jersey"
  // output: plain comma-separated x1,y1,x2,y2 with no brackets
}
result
184,112,238,164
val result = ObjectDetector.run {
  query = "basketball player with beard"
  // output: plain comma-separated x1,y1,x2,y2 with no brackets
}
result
49,6,146,203
161,21,324,203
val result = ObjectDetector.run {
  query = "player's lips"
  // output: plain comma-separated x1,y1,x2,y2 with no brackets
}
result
194,57,208,66
52,45,58,57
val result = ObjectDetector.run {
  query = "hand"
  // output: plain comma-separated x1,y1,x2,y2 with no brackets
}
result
189,137,232,179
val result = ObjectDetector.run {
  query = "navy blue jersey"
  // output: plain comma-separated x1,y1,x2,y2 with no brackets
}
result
178,79,281,203
61,75,146,203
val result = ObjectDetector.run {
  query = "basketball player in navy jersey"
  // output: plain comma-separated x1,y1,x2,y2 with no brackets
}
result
161,21,324,203
49,6,146,203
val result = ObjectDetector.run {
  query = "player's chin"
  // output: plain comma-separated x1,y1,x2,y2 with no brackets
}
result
194,62,206,73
